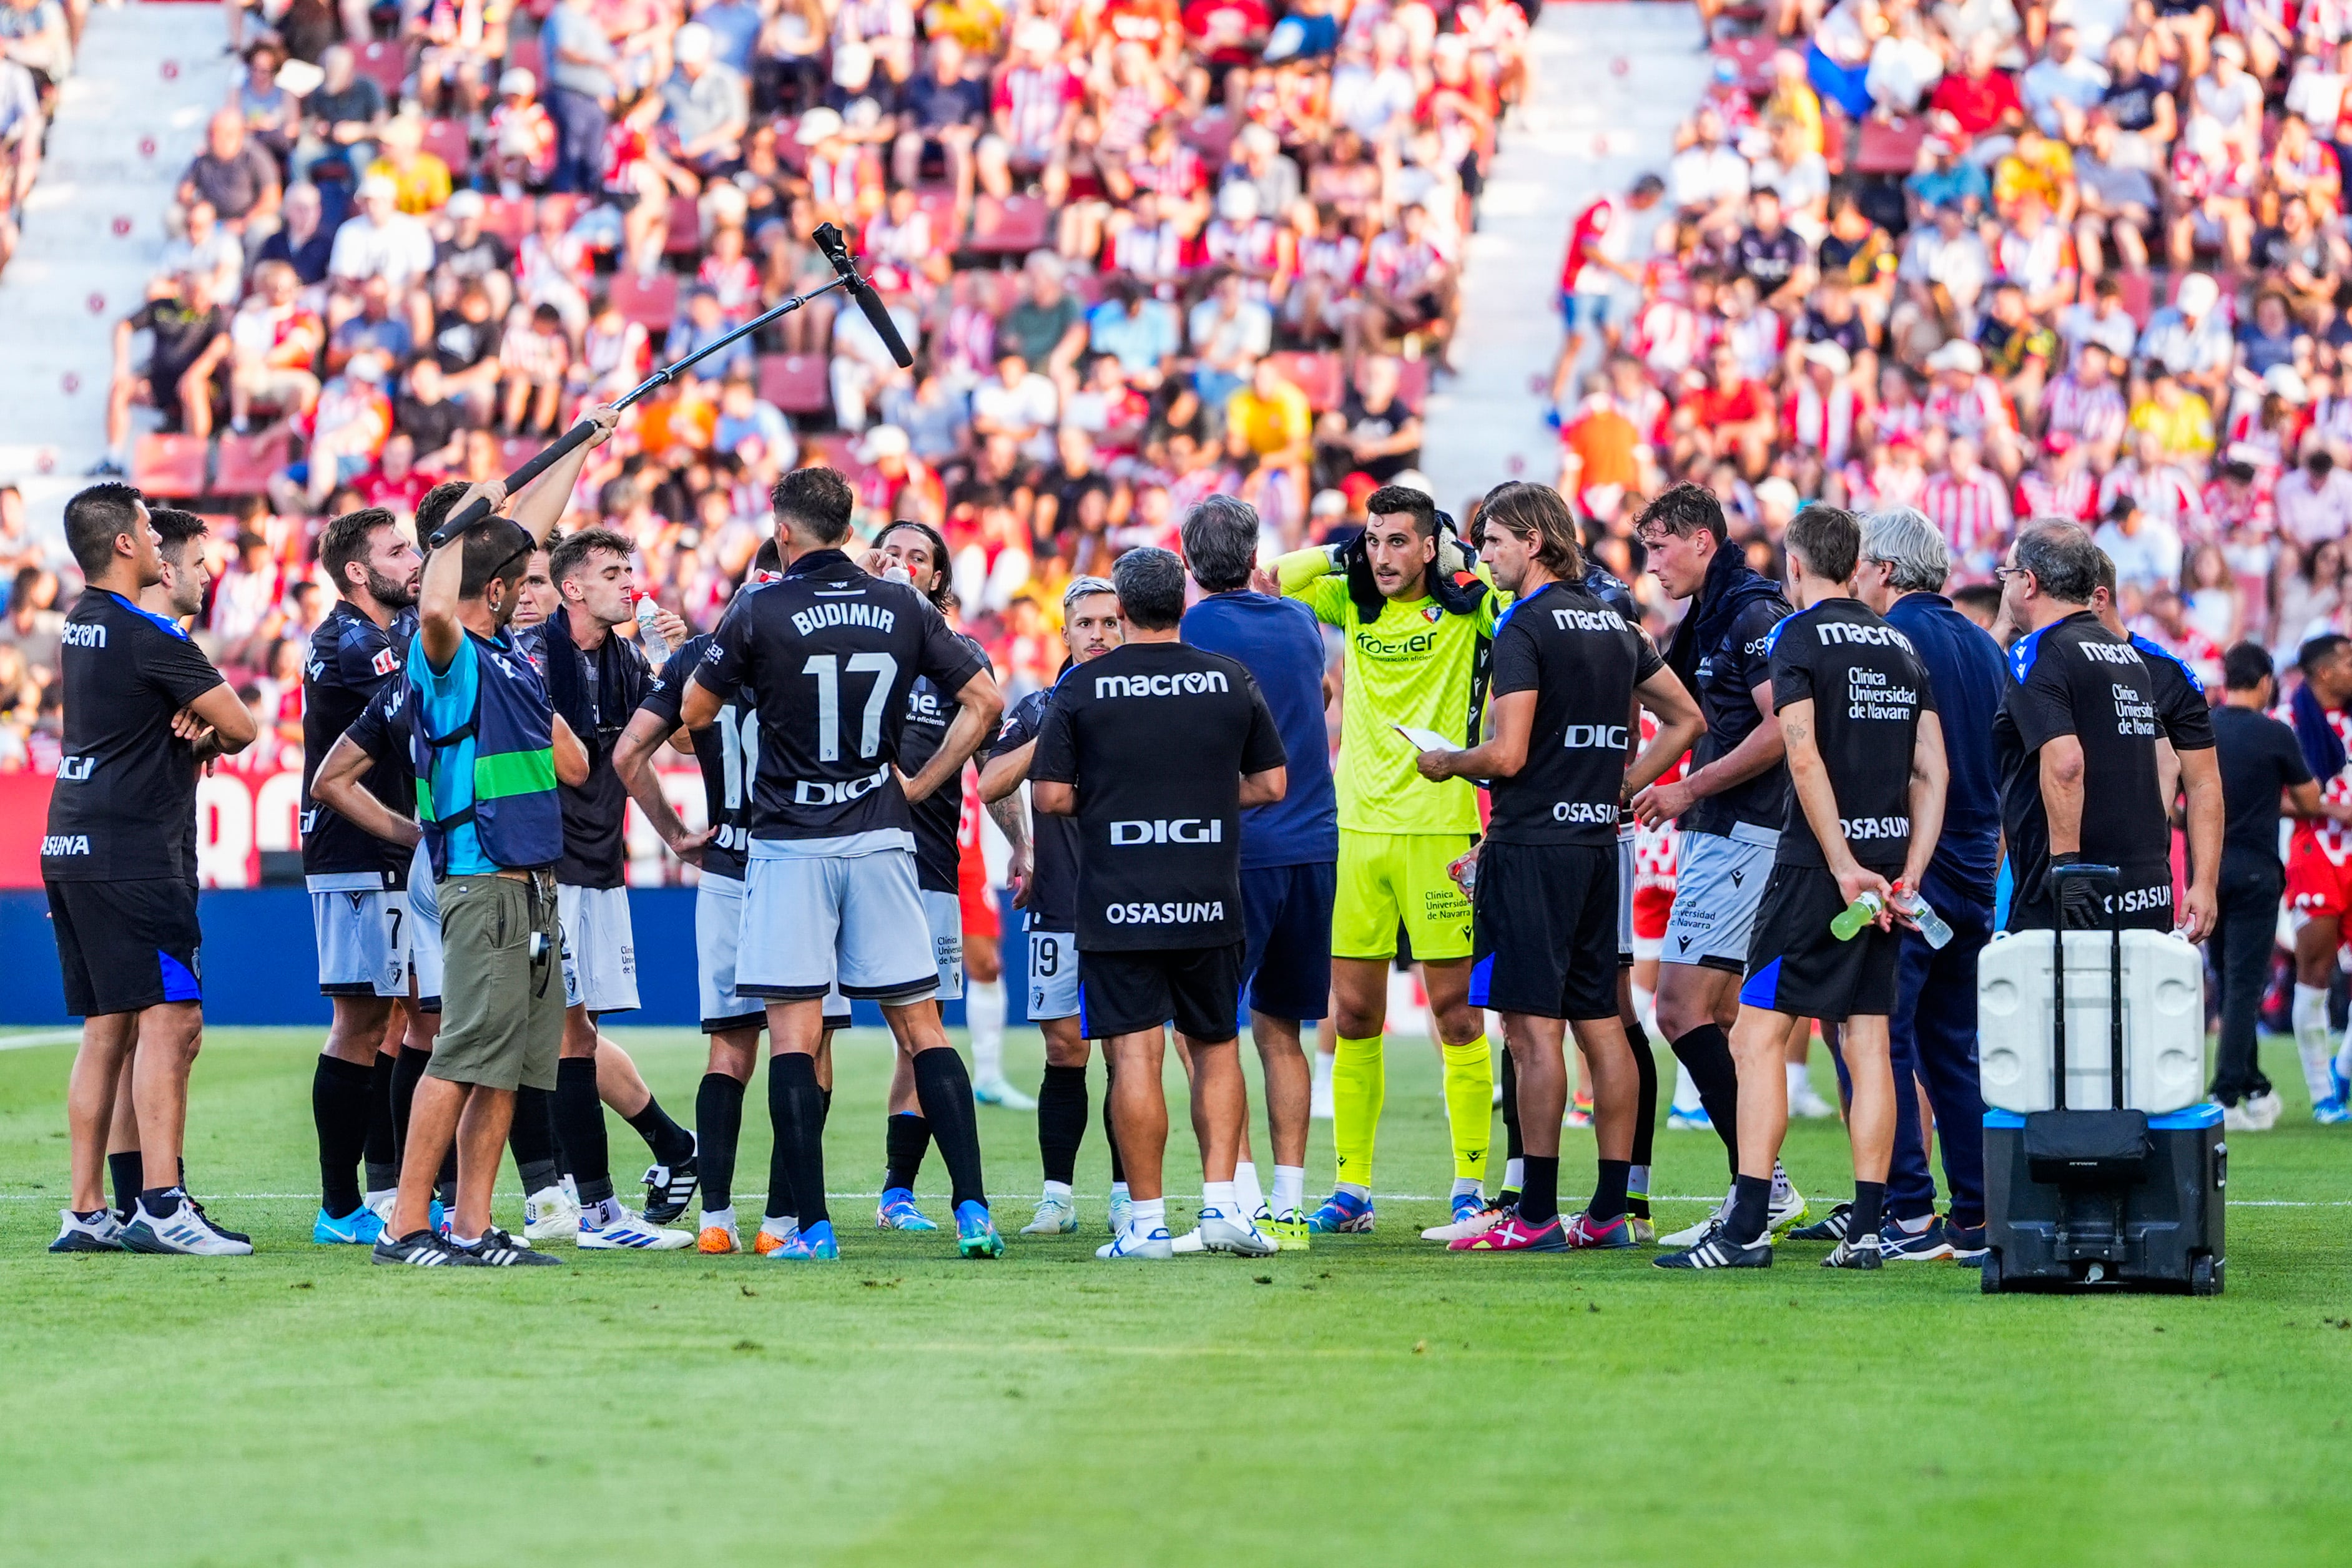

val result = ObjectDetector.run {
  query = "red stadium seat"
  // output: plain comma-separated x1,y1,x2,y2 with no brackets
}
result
913,185,963,249
1854,113,1926,175
1394,356,1429,412
608,270,680,330
422,119,473,179
2118,270,2154,327
1268,350,1342,412
970,194,1050,255
663,193,703,256
482,195,534,249
757,353,831,416
133,433,207,499
1712,36,1776,94
499,436,548,471
355,41,407,102
506,34,544,82
212,430,290,496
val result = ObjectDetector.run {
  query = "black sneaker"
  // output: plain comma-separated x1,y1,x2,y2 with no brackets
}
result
1945,1221,1989,1267
1653,1222,1773,1270
1788,1202,1851,1242
372,1228,470,1267
641,1142,699,1225
455,1227,558,1266
1822,1235,1885,1270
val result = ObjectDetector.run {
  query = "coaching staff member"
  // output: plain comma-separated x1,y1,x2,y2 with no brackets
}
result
1993,519,2220,940
1849,506,2007,1262
47,484,258,1257
376,413,611,1267
1032,547,1290,1262
1180,493,1338,1244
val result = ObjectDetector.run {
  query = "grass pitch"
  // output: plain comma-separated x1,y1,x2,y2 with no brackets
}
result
1,1025,2348,1567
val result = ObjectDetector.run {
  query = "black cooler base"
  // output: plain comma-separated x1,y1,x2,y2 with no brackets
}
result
1981,1105,2227,1296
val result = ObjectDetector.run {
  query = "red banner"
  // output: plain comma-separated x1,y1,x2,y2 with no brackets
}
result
0,765,708,888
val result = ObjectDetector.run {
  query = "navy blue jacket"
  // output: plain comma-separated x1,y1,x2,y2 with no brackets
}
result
1883,590,2005,894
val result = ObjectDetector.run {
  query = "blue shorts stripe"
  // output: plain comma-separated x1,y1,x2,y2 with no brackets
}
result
157,950,201,1003
1738,956,1782,1012
1467,953,1494,1010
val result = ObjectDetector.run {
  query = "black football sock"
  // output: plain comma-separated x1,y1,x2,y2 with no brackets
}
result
312,1055,373,1218
883,1111,930,1192
1589,1158,1631,1223
108,1152,141,1222
508,1085,560,1197
767,1054,830,1228
139,1185,182,1215
1851,1180,1886,1241
1103,1062,1126,1185
1626,1020,1656,1217
364,1052,400,1192
1726,1173,1772,1246
390,1045,431,1165
1037,1064,1088,1186
626,1094,696,1167
912,1047,987,1212
1517,1155,1560,1226
1500,1045,1523,1162
556,1056,614,1206
1670,1023,1741,1174
436,1142,457,1210
696,1073,746,1212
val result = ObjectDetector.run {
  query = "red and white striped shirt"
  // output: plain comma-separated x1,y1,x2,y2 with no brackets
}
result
1926,375,2011,441
2016,466,2096,522
2043,374,2127,450
1782,381,1861,467
1919,469,2013,563
992,65,1084,159
2098,459,2205,531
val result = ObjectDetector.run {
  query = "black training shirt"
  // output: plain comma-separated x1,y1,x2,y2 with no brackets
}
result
635,631,750,883
1485,580,1663,846
1765,597,1937,870
1683,589,1793,839
2212,703,2308,870
1994,609,2215,916
898,627,992,894
302,600,413,886
987,685,1081,932
695,551,984,845
44,590,228,883
1030,640,1286,951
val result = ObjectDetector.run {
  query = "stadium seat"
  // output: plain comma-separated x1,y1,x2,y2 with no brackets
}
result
506,34,544,81
2118,270,2154,327
1854,114,1926,174
499,436,548,471
970,194,1050,255
1713,36,1776,94
664,193,704,256
212,431,289,496
914,185,963,248
1394,356,1430,412
422,119,473,178
355,41,407,100
133,433,208,498
756,353,831,416
1269,351,1342,412
608,270,680,330
483,195,534,249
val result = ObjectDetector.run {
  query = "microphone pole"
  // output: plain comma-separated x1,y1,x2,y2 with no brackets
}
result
428,243,861,548
813,221,915,370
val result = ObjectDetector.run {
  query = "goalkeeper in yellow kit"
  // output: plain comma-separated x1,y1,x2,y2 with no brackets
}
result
1268,484,1502,1233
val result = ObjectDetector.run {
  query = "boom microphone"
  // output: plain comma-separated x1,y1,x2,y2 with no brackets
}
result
814,222,914,370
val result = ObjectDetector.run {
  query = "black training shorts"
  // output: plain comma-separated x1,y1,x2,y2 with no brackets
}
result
46,878,205,1018
1469,841,1620,1021
1077,943,1244,1043
1738,863,1900,1022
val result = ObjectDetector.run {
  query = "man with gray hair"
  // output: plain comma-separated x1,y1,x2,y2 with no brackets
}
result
1178,495,1338,1247
1848,506,2009,1263
1992,519,2218,940
1031,547,1291,1260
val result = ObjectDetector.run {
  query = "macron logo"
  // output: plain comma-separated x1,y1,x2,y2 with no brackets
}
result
2077,641,2142,668
1814,621,1915,652
61,622,106,649
1095,670,1229,698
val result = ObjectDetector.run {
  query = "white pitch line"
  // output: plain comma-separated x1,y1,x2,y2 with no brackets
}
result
0,1031,84,1052
2,1191,2346,1207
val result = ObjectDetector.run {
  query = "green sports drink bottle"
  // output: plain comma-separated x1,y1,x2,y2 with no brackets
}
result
1829,890,1884,941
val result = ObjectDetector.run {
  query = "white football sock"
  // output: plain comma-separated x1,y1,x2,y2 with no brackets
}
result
1337,1180,1370,1201
1502,1157,1525,1192
1131,1197,1166,1235
968,979,1006,1080
1312,1049,1334,1095
1231,1160,1264,1217
759,1213,797,1239
1671,1061,1706,1114
2293,984,2336,1102
1785,1061,1811,1099
1271,1164,1305,1216
1201,1180,1237,1217
1452,1177,1483,1199
1041,1179,1073,1201
1111,1180,1130,1200
585,1197,624,1228
699,1205,736,1231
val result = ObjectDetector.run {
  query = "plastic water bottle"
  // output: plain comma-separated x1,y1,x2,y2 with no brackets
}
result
1891,885,1954,950
1829,889,1884,941
634,597,669,663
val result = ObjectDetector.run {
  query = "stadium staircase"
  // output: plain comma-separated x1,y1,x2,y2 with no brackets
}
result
0,1,232,529
1421,1,1711,507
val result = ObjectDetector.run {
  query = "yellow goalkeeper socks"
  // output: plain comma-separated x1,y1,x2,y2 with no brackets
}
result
1331,1034,1385,1191
1442,1035,1495,1186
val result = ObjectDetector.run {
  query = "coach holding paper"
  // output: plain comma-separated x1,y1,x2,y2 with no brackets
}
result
1031,547,1290,1262
1992,519,2220,939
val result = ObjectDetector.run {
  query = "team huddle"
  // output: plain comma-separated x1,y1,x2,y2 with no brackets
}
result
44,419,2201,1269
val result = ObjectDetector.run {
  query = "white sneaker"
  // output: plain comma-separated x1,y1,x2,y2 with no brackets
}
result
1659,1190,1733,1248
1420,1202,1508,1242
50,1208,126,1253
2223,1098,2276,1132
1788,1081,1837,1119
1198,1209,1277,1256
122,1194,253,1256
1021,1195,1078,1235
973,1076,1039,1111
1108,1190,1133,1236
1096,1225,1174,1260
1170,1226,1208,1254
1769,1165,1806,1235
578,1207,694,1250
2245,1090,2284,1130
524,1183,581,1242
365,1190,400,1232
